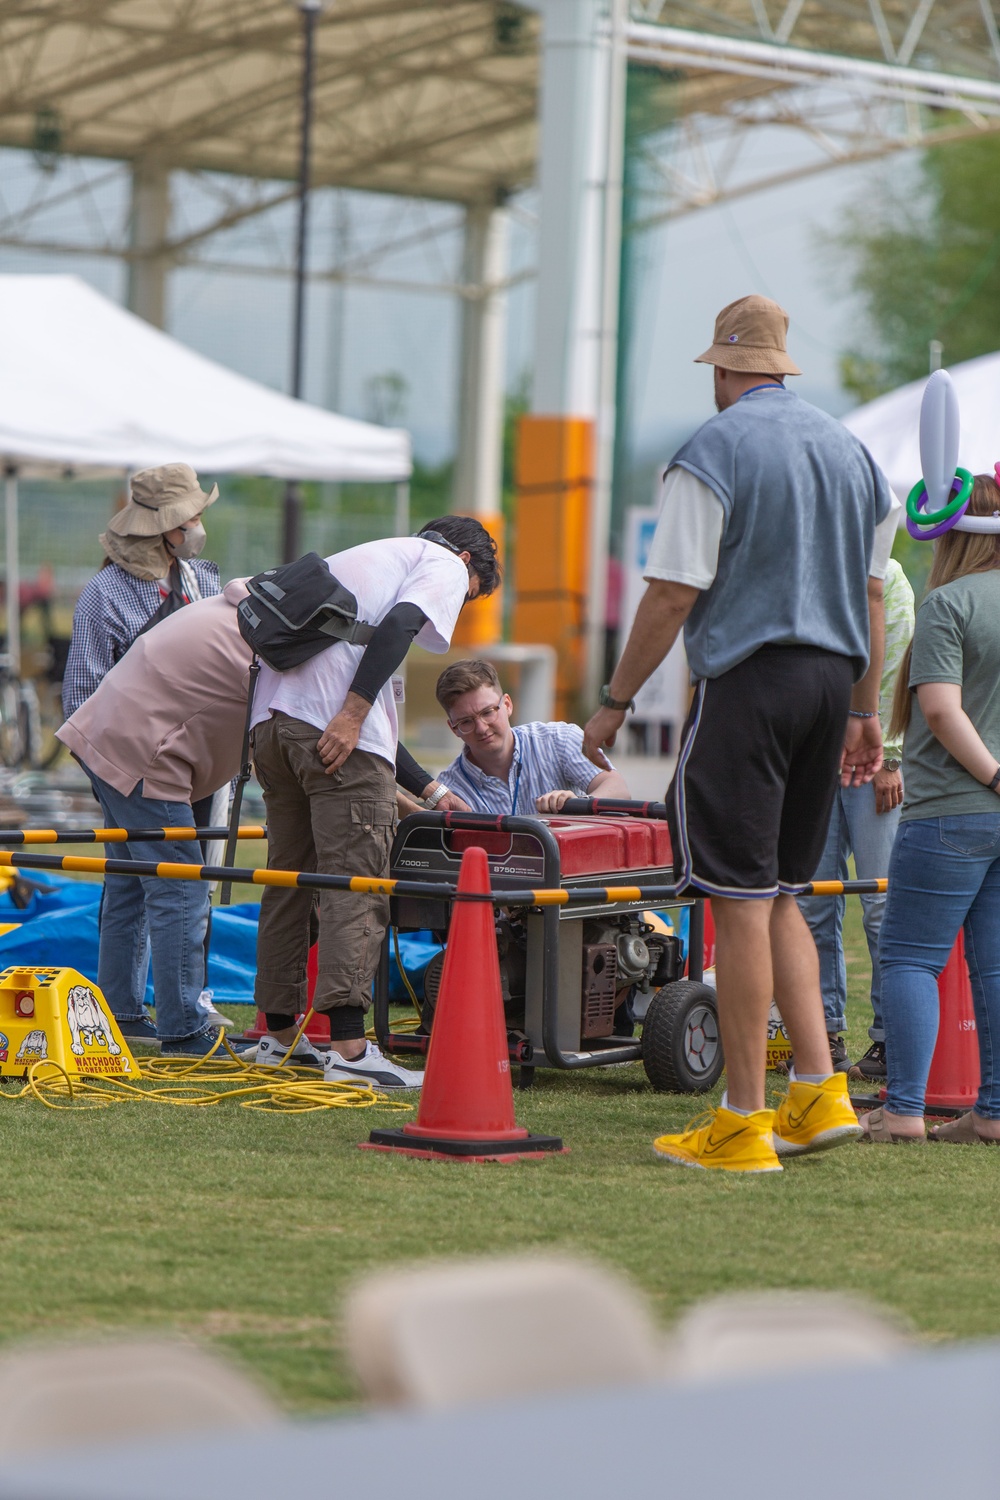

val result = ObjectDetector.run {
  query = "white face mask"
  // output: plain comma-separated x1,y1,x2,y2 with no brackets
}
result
165,520,206,561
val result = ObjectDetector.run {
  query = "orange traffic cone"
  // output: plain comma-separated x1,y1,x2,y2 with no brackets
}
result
925,931,979,1111
361,846,566,1161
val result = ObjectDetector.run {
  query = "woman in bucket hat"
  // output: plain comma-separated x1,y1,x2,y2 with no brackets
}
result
61,463,230,1049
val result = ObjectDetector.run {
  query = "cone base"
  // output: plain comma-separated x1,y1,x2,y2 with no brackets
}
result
361,1127,566,1161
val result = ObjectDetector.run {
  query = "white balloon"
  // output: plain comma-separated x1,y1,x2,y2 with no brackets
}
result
918,368,960,508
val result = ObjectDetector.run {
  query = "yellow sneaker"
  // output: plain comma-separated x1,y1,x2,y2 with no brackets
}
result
772,1073,862,1157
652,1105,782,1174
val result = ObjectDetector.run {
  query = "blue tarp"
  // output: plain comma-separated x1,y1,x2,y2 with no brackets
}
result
0,873,441,1007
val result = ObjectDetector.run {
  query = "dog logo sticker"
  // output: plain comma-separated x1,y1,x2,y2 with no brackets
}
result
66,984,121,1057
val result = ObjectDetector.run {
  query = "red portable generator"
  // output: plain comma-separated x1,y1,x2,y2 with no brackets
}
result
372,803,722,1092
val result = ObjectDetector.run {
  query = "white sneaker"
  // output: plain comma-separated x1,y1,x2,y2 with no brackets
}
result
323,1041,424,1090
197,989,235,1028
253,1033,327,1069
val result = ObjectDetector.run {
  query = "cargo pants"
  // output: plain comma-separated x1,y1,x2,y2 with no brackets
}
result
252,713,396,1021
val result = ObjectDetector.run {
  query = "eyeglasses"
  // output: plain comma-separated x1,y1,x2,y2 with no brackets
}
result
448,699,504,736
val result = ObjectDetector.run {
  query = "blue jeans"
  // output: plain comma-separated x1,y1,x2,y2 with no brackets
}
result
87,771,212,1043
880,815,1000,1118
798,781,900,1038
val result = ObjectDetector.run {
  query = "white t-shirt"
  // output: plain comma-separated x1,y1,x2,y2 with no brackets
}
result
644,467,902,589
251,537,469,764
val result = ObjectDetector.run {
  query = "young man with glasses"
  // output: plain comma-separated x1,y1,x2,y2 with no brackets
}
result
435,660,630,814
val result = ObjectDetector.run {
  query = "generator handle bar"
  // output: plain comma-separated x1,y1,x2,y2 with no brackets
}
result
558,798,668,820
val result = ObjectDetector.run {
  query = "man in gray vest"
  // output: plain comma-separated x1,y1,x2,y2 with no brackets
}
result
584,294,894,1174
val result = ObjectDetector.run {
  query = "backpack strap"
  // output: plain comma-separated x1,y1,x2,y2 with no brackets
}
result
219,657,261,907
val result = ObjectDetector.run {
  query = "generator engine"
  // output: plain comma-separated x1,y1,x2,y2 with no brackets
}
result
421,912,680,1041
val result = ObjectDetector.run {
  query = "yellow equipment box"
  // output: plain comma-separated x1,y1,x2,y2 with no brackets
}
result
0,966,138,1079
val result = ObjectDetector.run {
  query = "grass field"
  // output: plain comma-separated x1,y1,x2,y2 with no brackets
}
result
1,899,997,1414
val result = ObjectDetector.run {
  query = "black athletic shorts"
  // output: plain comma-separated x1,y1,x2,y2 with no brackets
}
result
666,645,854,899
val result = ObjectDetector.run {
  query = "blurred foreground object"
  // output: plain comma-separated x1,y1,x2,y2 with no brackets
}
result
664,1290,909,1381
345,1255,662,1406
0,1337,277,1448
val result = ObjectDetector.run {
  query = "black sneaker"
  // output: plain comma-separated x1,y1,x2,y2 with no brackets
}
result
829,1034,850,1073
117,1014,159,1044
773,1034,849,1076
849,1040,886,1082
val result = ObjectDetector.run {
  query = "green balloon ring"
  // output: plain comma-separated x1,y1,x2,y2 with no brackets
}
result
906,467,974,527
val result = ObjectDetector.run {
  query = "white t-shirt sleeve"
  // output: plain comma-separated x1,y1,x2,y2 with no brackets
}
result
869,498,901,580
396,549,470,653
643,467,724,589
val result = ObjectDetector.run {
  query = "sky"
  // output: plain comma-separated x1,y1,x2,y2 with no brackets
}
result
0,126,912,472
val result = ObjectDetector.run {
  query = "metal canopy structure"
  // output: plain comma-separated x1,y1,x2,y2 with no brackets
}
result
2,2,1000,258
0,2,540,206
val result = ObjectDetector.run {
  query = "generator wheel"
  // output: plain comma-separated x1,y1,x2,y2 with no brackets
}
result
642,980,723,1094
419,950,446,1031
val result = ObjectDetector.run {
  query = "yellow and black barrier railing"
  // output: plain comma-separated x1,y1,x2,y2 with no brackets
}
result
0,826,266,845
0,846,887,908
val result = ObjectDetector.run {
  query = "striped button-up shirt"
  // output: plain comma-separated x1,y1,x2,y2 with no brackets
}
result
439,722,608,815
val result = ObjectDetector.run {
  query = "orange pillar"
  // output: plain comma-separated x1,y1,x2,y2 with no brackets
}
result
511,415,593,719
450,512,505,649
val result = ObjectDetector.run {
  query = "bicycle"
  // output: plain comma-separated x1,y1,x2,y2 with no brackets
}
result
0,651,65,771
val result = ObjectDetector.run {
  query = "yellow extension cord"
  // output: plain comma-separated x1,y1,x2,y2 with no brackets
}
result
0,1009,413,1116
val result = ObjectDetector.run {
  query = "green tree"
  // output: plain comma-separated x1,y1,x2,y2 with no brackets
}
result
834,134,1000,401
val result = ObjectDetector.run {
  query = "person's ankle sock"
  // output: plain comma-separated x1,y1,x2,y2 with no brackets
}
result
325,1006,367,1043
265,1012,296,1034
720,1091,754,1117
795,1072,833,1085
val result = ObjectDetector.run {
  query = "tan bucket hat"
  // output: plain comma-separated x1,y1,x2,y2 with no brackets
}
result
695,294,801,377
106,463,218,538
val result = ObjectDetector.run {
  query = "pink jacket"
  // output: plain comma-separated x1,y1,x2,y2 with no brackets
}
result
57,579,253,805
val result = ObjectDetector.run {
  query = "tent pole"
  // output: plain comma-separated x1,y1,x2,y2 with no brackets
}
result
394,481,410,537
4,470,19,678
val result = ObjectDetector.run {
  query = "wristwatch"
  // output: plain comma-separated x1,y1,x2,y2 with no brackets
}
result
599,684,636,714
424,783,448,809
884,758,901,772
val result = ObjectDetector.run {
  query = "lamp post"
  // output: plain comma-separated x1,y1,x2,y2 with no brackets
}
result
283,0,325,563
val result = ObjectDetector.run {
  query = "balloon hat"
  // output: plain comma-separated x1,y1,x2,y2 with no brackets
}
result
907,369,1000,538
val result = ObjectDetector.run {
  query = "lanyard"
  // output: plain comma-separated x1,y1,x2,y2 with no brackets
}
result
510,751,524,815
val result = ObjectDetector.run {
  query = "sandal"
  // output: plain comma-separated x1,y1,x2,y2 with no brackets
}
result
858,1106,925,1144
928,1111,1000,1145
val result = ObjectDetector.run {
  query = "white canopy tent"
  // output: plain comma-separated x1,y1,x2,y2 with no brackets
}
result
0,275,411,670
842,352,1000,500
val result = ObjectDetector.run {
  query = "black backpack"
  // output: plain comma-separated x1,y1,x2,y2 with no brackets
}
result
222,554,376,901
236,552,375,669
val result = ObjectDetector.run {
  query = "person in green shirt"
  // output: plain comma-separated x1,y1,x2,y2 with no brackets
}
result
798,557,915,1080
860,473,1000,1143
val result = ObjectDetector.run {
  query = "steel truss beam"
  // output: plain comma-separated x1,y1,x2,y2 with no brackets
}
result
2,3,1000,301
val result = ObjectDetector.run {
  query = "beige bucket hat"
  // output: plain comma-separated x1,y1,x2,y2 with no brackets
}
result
695,295,801,377
106,463,218,538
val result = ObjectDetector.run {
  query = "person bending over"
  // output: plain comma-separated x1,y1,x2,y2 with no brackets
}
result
251,518,500,1087
435,659,631,815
